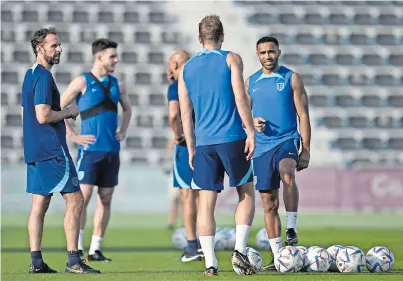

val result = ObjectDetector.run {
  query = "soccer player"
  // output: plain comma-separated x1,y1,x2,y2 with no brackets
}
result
60,38,132,262
167,50,203,262
178,15,257,276
245,36,311,270
22,27,100,274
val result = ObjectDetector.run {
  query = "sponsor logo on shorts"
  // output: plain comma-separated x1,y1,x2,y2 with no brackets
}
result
72,177,79,186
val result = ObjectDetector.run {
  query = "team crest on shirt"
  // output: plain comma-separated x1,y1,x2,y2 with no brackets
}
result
277,82,285,91
72,177,79,186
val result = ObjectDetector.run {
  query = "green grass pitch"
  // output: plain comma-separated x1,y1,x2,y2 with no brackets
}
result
1,213,402,281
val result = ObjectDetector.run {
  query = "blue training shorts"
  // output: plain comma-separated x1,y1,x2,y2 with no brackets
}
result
76,150,120,187
252,138,300,191
173,143,193,188
192,139,253,192
26,153,80,196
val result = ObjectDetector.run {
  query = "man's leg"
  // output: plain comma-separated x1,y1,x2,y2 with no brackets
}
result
167,186,180,229
279,158,299,245
28,194,57,273
78,184,94,257
260,190,282,271
63,189,100,274
197,190,218,274
88,187,114,261
180,188,202,261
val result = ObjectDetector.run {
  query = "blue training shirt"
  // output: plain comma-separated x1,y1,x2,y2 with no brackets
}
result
183,48,246,146
248,66,300,158
22,63,69,163
76,73,120,152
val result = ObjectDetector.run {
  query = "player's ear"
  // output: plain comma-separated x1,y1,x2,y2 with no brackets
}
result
220,34,224,43
278,49,282,58
198,35,202,44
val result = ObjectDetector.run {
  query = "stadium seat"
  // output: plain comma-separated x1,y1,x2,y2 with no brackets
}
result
136,115,153,127
329,13,350,25
1,10,13,22
108,31,124,43
282,53,304,65
361,95,383,107
374,74,396,86
389,54,403,66
149,93,165,106
21,10,38,22
134,31,151,44
47,10,64,22
162,114,169,127
126,136,143,148
80,30,97,43
388,138,403,150
378,13,400,25
354,13,375,25
308,54,330,65
335,94,356,107
248,13,277,25
151,136,168,149
1,93,8,105
310,94,329,107
2,71,19,84
335,54,356,65
348,73,369,86
332,137,358,150
320,116,343,128
1,30,15,42
347,116,369,128
130,155,148,164
72,10,89,23
13,50,31,63
6,114,22,127
388,94,403,107
135,72,152,85
161,31,182,44
148,52,164,64
362,138,383,150
374,116,395,128
322,74,344,86
376,34,398,45
121,51,138,63
123,11,140,23
279,13,302,25
67,51,84,63
148,11,168,23
54,71,72,84
304,13,326,25
362,54,384,66
350,33,370,45
1,135,14,149
98,11,114,23
296,33,317,45
16,92,22,105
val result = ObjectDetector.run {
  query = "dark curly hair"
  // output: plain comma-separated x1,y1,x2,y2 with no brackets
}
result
92,38,118,55
30,27,58,57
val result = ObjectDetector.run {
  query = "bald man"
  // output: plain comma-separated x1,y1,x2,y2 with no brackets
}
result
167,50,203,262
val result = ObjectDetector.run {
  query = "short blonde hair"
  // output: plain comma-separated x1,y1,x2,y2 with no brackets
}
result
198,15,224,44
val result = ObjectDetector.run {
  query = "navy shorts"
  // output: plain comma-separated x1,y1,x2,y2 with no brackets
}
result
27,153,80,196
76,150,120,187
192,139,253,192
173,144,193,188
252,138,300,191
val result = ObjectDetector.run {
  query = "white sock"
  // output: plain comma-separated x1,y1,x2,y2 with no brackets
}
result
78,229,84,251
269,237,282,257
234,225,251,255
199,236,218,269
89,236,103,255
286,212,298,230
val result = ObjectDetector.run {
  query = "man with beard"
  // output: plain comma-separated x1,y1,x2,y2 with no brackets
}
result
246,36,311,270
22,27,100,274
61,38,132,262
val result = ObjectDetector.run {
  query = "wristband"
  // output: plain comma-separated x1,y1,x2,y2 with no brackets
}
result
66,107,75,120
